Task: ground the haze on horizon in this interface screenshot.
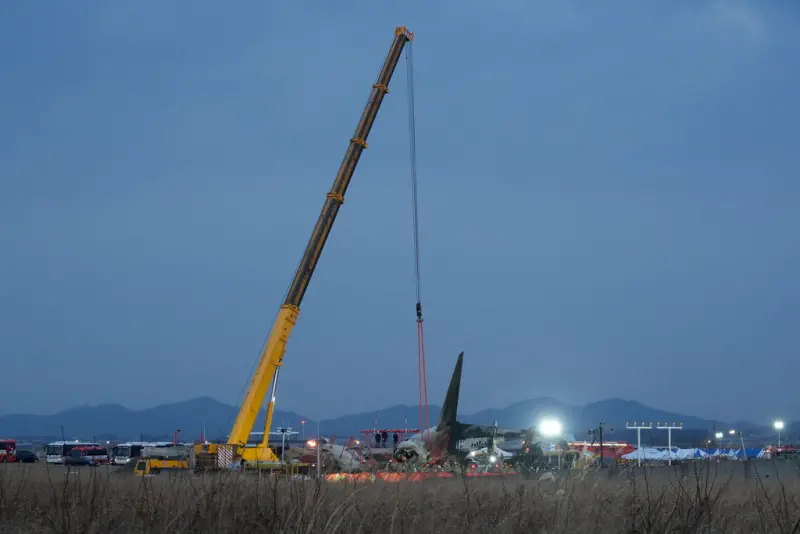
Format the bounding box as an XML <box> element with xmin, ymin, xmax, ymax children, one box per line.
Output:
<box><xmin>2</xmin><ymin>1</ymin><xmax>798</xmax><ymax>426</ymax></box>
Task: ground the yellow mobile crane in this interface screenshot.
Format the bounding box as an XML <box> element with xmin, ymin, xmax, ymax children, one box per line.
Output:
<box><xmin>208</xmin><ymin>26</ymin><xmax>414</xmax><ymax>469</ymax></box>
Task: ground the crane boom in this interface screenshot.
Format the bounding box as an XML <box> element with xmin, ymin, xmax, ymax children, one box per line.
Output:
<box><xmin>227</xmin><ymin>27</ymin><xmax>414</xmax><ymax>454</ymax></box>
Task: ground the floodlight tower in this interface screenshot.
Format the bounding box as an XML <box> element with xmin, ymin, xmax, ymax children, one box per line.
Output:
<box><xmin>626</xmin><ymin>422</ymin><xmax>653</xmax><ymax>466</ymax></box>
<box><xmin>656</xmin><ymin>422</ymin><xmax>683</xmax><ymax>466</ymax></box>
<box><xmin>714</xmin><ymin>431</ymin><xmax>724</xmax><ymax>463</ymax></box>
<box><xmin>774</xmin><ymin>420</ymin><xmax>784</xmax><ymax>448</ymax></box>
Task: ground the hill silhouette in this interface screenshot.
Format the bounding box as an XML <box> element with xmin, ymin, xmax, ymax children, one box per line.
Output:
<box><xmin>0</xmin><ymin>396</ymin><xmax>770</xmax><ymax>444</ymax></box>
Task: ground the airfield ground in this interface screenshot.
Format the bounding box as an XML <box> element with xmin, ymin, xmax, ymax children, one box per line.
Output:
<box><xmin>1</xmin><ymin>461</ymin><xmax>799</xmax><ymax>532</ymax></box>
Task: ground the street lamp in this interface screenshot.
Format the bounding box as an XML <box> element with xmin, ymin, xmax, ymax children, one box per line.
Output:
<box><xmin>774</xmin><ymin>420</ymin><xmax>784</xmax><ymax>447</ymax></box>
<box><xmin>278</xmin><ymin>427</ymin><xmax>290</xmax><ymax>463</ymax></box>
<box><xmin>301</xmin><ymin>420</ymin><xmax>306</xmax><ymax>441</ymax></box>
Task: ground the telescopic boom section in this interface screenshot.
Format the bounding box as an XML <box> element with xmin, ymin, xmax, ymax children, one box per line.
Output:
<box><xmin>227</xmin><ymin>27</ymin><xmax>414</xmax><ymax>450</ymax></box>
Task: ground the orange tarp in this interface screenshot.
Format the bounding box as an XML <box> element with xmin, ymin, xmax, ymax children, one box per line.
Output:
<box><xmin>324</xmin><ymin>471</ymin><xmax>519</xmax><ymax>482</ymax></box>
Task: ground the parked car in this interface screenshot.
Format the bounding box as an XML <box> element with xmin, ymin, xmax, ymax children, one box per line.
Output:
<box><xmin>15</xmin><ymin>450</ymin><xmax>38</xmax><ymax>463</ymax></box>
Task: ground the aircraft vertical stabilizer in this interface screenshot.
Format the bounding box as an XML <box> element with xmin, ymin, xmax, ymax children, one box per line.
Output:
<box><xmin>436</xmin><ymin>352</ymin><xmax>463</xmax><ymax>431</ymax></box>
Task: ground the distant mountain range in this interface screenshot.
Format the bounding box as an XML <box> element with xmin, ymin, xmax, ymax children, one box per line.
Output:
<box><xmin>1</xmin><ymin>396</ymin><xmax>791</xmax><ymax>445</ymax></box>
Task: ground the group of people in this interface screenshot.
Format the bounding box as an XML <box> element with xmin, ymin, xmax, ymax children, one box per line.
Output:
<box><xmin>373</xmin><ymin>431</ymin><xmax>400</xmax><ymax>449</ymax></box>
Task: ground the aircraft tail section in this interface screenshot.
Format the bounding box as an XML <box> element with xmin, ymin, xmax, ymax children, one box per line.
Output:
<box><xmin>437</xmin><ymin>352</ymin><xmax>463</xmax><ymax>431</ymax></box>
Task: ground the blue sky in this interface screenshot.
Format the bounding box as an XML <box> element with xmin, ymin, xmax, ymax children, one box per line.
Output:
<box><xmin>2</xmin><ymin>0</ymin><xmax>798</xmax><ymax>426</ymax></box>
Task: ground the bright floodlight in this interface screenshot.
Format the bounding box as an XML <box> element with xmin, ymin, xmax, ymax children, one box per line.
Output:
<box><xmin>729</xmin><ymin>429</ymin><xmax>736</xmax><ymax>435</ymax></box>
<box><xmin>489</xmin><ymin>455</ymin><xmax>497</xmax><ymax>463</ymax></box>
<box><xmin>714</xmin><ymin>432</ymin><xmax>724</xmax><ymax>439</ymax></box>
<box><xmin>306</xmin><ymin>440</ymin><xmax>317</xmax><ymax>448</ymax></box>
<box><xmin>774</xmin><ymin>420</ymin><xmax>785</xmax><ymax>431</ymax></box>
<box><xmin>539</xmin><ymin>419</ymin><xmax>563</xmax><ymax>437</ymax></box>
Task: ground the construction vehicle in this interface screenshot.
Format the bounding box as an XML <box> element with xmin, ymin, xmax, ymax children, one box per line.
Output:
<box><xmin>134</xmin><ymin>457</ymin><xmax>190</xmax><ymax>476</ymax></box>
<box><xmin>133</xmin><ymin>444</ymin><xmax>193</xmax><ymax>476</ymax></box>
<box><xmin>195</xmin><ymin>26</ymin><xmax>414</xmax><ymax>471</ymax></box>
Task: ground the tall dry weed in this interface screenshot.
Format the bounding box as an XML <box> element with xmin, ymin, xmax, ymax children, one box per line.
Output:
<box><xmin>1</xmin><ymin>461</ymin><xmax>799</xmax><ymax>533</ymax></box>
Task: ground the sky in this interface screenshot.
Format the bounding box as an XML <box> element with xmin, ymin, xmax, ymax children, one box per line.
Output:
<box><xmin>2</xmin><ymin>0</ymin><xmax>798</xmax><ymax>426</ymax></box>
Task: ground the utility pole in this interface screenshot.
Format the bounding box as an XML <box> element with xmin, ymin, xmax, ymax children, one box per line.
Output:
<box><xmin>626</xmin><ymin>422</ymin><xmax>652</xmax><ymax>467</ymax></box>
<box><xmin>656</xmin><ymin>422</ymin><xmax>682</xmax><ymax>466</ymax></box>
<box><xmin>599</xmin><ymin>422</ymin><xmax>605</xmax><ymax>467</ymax></box>
<box><xmin>588</xmin><ymin>422</ymin><xmax>610</xmax><ymax>468</ymax></box>
<box><xmin>737</xmin><ymin>430</ymin><xmax>747</xmax><ymax>461</ymax></box>
<box><xmin>711</xmin><ymin>420</ymin><xmax>716</xmax><ymax>461</ymax></box>
<box><xmin>316</xmin><ymin>419</ymin><xmax>321</xmax><ymax>479</ymax></box>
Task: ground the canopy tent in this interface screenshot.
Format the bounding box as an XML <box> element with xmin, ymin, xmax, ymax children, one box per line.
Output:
<box><xmin>622</xmin><ymin>447</ymin><xmax>708</xmax><ymax>461</ymax></box>
<box><xmin>622</xmin><ymin>447</ymin><xmax>769</xmax><ymax>461</ymax></box>
<box><xmin>706</xmin><ymin>448</ymin><xmax>768</xmax><ymax>459</ymax></box>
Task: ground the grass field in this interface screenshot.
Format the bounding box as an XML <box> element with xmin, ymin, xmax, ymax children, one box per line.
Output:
<box><xmin>1</xmin><ymin>462</ymin><xmax>800</xmax><ymax>533</ymax></box>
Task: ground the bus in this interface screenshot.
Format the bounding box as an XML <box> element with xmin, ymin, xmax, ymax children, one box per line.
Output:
<box><xmin>0</xmin><ymin>439</ymin><xmax>16</xmax><ymax>463</ymax></box>
<box><xmin>111</xmin><ymin>442</ymin><xmax>174</xmax><ymax>465</ymax></box>
<box><xmin>71</xmin><ymin>445</ymin><xmax>110</xmax><ymax>465</ymax></box>
<box><xmin>45</xmin><ymin>441</ymin><xmax>101</xmax><ymax>464</ymax></box>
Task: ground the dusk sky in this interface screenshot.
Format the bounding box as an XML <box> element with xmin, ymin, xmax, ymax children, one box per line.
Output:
<box><xmin>2</xmin><ymin>1</ymin><xmax>798</xmax><ymax>426</ymax></box>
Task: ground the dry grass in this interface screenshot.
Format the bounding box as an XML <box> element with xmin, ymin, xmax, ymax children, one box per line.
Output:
<box><xmin>1</xmin><ymin>462</ymin><xmax>800</xmax><ymax>533</ymax></box>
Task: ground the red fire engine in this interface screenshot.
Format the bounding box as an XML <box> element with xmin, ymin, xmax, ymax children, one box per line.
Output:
<box><xmin>0</xmin><ymin>439</ymin><xmax>17</xmax><ymax>462</ymax></box>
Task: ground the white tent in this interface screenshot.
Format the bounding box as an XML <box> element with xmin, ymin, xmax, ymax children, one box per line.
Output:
<box><xmin>622</xmin><ymin>448</ymin><xmax>708</xmax><ymax>462</ymax></box>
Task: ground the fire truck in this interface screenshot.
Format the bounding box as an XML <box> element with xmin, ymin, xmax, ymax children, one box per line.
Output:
<box><xmin>0</xmin><ymin>439</ymin><xmax>17</xmax><ymax>462</ymax></box>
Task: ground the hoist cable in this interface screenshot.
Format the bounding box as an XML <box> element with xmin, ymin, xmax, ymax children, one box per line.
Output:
<box><xmin>407</xmin><ymin>45</ymin><xmax>422</xmax><ymax>305</ymax></box>
<box><xmin>406</xmin><ymin>42</ymin><xmax>430</xmax><ymax>447</ymax></box>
